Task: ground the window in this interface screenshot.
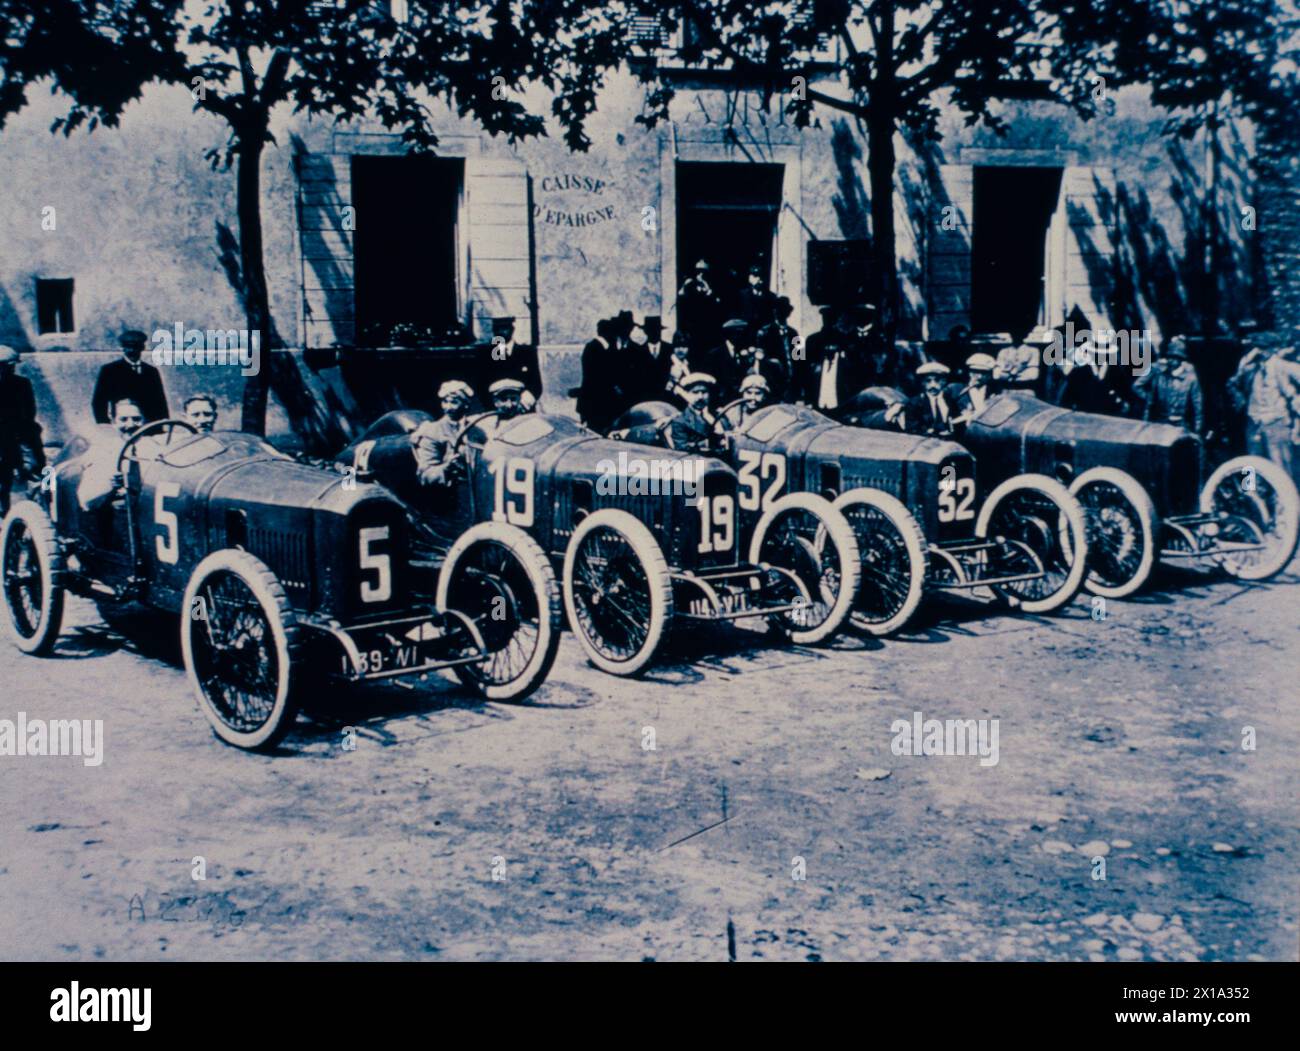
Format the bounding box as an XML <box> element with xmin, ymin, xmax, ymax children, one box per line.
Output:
<box><xmin>36</xmin><ymin>278</ymin><xmax>75</xmax><ymax>334</ymax></box>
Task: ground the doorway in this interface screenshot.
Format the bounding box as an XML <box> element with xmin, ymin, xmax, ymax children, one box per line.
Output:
<box><xmin>352</xmin><ymin>155</ymin><xmax>462</xmax><ymax>346</ymax></box>
<box><xmin>676</xmin><ymin>161</ymin><xmax>784</xmax><ymax>319</ymax></box>
<box><xmin>970</xmin><ymin>165</ymin><xmax>1063</xmax><ymax>335</ymax></box>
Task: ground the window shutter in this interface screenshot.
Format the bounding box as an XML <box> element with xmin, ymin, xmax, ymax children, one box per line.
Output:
<box><xmin>296</xmin><ymin>153</ymin><xmax>355</xmax><ymax>348</ymax></box>
<box><xmin>466</xmin><ymin>157</ymin><xmax>534</xmax><ymax>344</ymax></box>
<box><xmin>926</xmin><ymin>164</ymin><xmax>973</xmax><ymax>340</ymax></box>
<box><xmin>1063</xmin><ymin>166</ymin><xmax>1117</xmax><ymax>332</ymax></box>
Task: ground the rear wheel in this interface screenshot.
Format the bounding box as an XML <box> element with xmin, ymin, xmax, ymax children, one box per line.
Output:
<box><xmin>562</xmin><ymin>509</ymin><xmax>673</xmax><ymax>676</ymax></box>
<box><xmin>976</xmin><ymin>474</ymin><xmax>1088</xmax><ymax>614</ymax></box>
<box><xmin>0</xmin><ymin>500</ymin><xmax>65</xmax><ymax>655</ymax></box>
<box><xmin>436</xmin><ymin>521</ymin><xmax>562</xmax><ymax>701</ymax></box>
<box><xmin>750</xmin><ymin>492</ymin><xmax>860</xmax><ymax>645</ymax></box>
<box><xmin>1200</xmin><ymin>456</ymin><xmax>1300</xmax><ymax>579</ymax></box>
<box><xmin>1069</xmin><ymin>467</ymin><xmax>1158</xmax><ymax>598</ymax></box>
<box><xmin>833</xmin><ymin>488</ymin><xmax>927</xmax><ymax>635</ymax></box>
<box><xmin>181</xmin><ymin>549</ymin><xmax>300</xmax><ymax>751</ymax></box>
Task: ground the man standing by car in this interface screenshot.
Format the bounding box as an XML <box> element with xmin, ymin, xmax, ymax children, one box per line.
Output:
<box><xmin>576</xmin><ymin>318</ymin><xmax>626</xmax><ymax>433</ymax></box>
<box><xmin>0</xmin><ymin>345</ymin><xmax>45</xmax><ymax>515</ymax></box>
<box><xmin>1135</xmin><ymin>335</ymin><xmax>1204</xmax><ymax>434</ymax></box>
<box><xmin>92</xmin><ymin>329</ymin><xmax>169</xmax><ymax>424</ymax></box>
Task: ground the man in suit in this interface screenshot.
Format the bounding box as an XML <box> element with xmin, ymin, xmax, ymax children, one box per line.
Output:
<box><xmin>701</xmin><ymin>319</ymin><xmax>751</xmax><ymax>402</ymax></box>
<box><xmin>1134</xmin><ymin>335</ymin><xmax>1204</xmax><ymax>434</ymax></box>
<box><xmin>576</xmin><ymin>318</ymin><xmax>625</xmax><ymax>433</ymax></box>
<box><xmin>901</xmin><ymin>362</ymin><xmax>957</xmax><ymax>437</ymax></box>
<box><xmin>675</xmin><ymin>259</ymin><xmax>721</xmax><ymax>357</ymax></box>
<box><xmin>475</xmin><ymin>316</ymin><xmax>541</xmax><ymax>406</ymax></box>
<box><xmin>949</xmin><ymin>353</ymin><xmax>997</xmax><ymax>433</ymax></box>
<box><xmin>92</xmin><ymin>329</ymin><xmax>168</xmax><ymax>424</ymax></box>
<box><xmin>808</xmin><ymin>310</ymin><xmax>867</xmax><ymax>417</ymax></box>
<box><xmin>0</xmin><ymin>345</ymin><xmax>45</xmax><ymax>514</ymax></box>
<box><xmin>667</xmin><ymin>373</ymin><xmax>729</xmax><ymax>455</ymax></box>
<box><xmin>757</xmin><ymin>296</ymin><xmax>799</xmax><ymax>379</ymax></box>
<box><xmin>737</xmin><ymin>264</ymin><xmax>776</xmax><ymax>343</ymax></box>
<box><xmin>1061</xmin><ymin>339</ymin><xmax>1130</xmax><ymax>417</ymax></box>
<box><xmin>636</xmin><ymin>316</ymin><xmax>675</xmax><ymax>402</ymax></box>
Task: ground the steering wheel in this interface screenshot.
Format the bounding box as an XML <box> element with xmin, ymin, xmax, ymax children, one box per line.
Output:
<box><xmin>116</xmin><ymin>417</ymin><xmax>200</xmax><ymax>474</ymax></box>
<box><xmin>451</xmin><ymin>411</ymin><xmax>501</xmax><ymax>455</ymax></box>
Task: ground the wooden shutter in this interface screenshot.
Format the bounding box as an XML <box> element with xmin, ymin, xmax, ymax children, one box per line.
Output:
<box><xmin>465</xmin><ymin>157</ymin><xmax>533</xmax><ymax>343</ymax></box>
<box><xmin>296</xmin><ymin>153</ymin><xmax>355</xmax><ymax>348</ymax></box>
<box><xmin>1063</xmin><ymin>166</ymin><xmax>1117</xmax><ymax>332</ymax></box>
<box><xmin>926</xmin><ymin>164</ymin><xmax>973</xmax><ymax>340</ymax></box>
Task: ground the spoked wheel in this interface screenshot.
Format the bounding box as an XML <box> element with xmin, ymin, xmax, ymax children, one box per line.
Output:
<box><xmin>749</xmin><ymin>492</ymin><xmax>860</xmax><ymax>645</ymax></box>
<box><xmin>436</xmin><ymin>521</ymin><xmax>561</xmax><ymax>700</ymax></box>
<box><xmin>833</xmin><ymin>488</ymin><xmax>927</xmax><ymax>635</ymax></box>
<box><xmin>976</xmin><ymin>474</ymin><xmax>1088</xmax><ymax>614</ymax></box>
<box><xmin>181</xmin><ymin>550</ymin><xmax>300</xmax><ymax>750</ymax></box>
<box><xmin>562</xmin><ymin>509</ymin><xmax>673</xmax><ymax>676</ymax></box>
<box><xmin>1200</xmin><ymin>455</ymin><xmax>1300</xmax><ymax>579</ymax></box>
<box><xmin>0</xmin><ymin>500</ymin><xmax>65</xmax><ymax>655</ymax></box>
<box><xmin>1069</xmin><ymin>467</ymin><xmax>1158</xmax><ymax>598</ymax></box>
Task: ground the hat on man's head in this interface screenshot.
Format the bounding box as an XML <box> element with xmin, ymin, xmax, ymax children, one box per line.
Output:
<box><xmin>848</xmin><ymin>304</ymin><xmax>877</xmax><ymax>327</ymax></box>
<box><xmin>748</xmin><ymin>265</ymin><xmax>764</xmax><ymax>277</ymax></box>
<box><xmin>438</xmin><ymin>380</ymin><xmax>474</xmax><ymax>401</ymax></box>
<box><xmin>0</xmin><ymin>344</ymin><xmax>20</xmax><ymax>364</ymax></box>
<box><xmin>643</xmin><ymin>315</ymin><xmax>663</xmax><ymax>335</ymax></box>
<box><xmin>1166</xmin><ymin>335</ymin><xmax>1189</xmax><ymax>360</ymax></box>
<box><xmin>693</xmin><ymin>259</ymin><xmax>710</xmax><ymax>272</ymax></box>
<box><xmin>119</xmin><ymin>329</ymin><xmax>148</xmax><ymax>348</ymax></box>
<box><xmin>681</xmin><ymin>372</ymin><xmax>716</xmax><ymax>390</ymax></box>
<box><xmin>722</xmin><ymin>318</ymin><xmax>748</xmax><ymax>335</ymax></box>
<box><xmin>966</xmin><ymin>353</ymin><xmax>996</xmax><ymax>372</ymax></box>
<box><xmin>916</xmin><ymin>361</ymin><xmax>951</xmax><ymax>377</ymax></box>
<box><xmin>774</xmin><ymin>296</ymin><xmax>793</xmax><ymax>319</ymax></box>
<box><xmin>739</xmin><ymin>373</ymin><xmax>770</xmax><ymax>393</ymax></box>
<box><xmin>490</xmin><ymin>317</ymin><xmax>516</xmax><ymax>335</ymax></box>
<box><xmin>489</xmin><ymin>378</ymin><xmax>526</xmax><ymax>396</ymax></box>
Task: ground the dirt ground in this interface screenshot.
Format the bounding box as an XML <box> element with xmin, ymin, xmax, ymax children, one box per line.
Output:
<box><xmin>1</xmin><ymin>558</ymin><xmax>1297</xmax><ymax>962</ymax></box>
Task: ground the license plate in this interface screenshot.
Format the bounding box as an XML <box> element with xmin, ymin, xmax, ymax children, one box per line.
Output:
<box><xmin>339</xmin><ymin>618</ymin><xmax>450</xmax><ymax>678</ymax></box>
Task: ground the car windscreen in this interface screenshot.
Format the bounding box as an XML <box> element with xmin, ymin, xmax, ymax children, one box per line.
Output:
<box><xmin>496</xmin><ymin>416</ymin><xmax>555</xmax><ymax>445</ymax></box>
<box><xmin>973</xmin><ymin>398</ymin><xmax>1022</xmax><ymax>428</ymax></box>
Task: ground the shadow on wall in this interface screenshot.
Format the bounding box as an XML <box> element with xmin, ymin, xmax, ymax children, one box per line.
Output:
<box><xmin>0</xmin><ymin>282</ymin><xmax>32</xmax><ymax>351</ymax></box>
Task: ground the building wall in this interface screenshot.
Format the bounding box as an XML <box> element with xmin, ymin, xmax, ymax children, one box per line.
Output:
<box><xmin>0</xmin><ymin>71</ymin><xmax>1260</xmax><ymax>369</ymax></box>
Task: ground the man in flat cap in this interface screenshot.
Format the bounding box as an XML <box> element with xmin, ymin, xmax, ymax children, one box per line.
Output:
<box><xmin>0</xmin><ymin>345</ymin><xmax>45</xmax><ymax>515</ymax></box>
<box><xmin>949</xmin><ymin>353</ymin><xmax>997</xmax><ymax>430</ymax></box>
<box><xmin>412</xmin><ymin>379</ymin><xmax>475</xmax><ymax>488</ymax></box>
<box><xmin>475</xmin><ymin>316</ymin><xmax>541</xmax><ymax>408</ymax></box>
<box><xmin>723</xmin><ymin>373</ymin><xmax>772</xmax><ymax>432</ymax></box>
<box><xmin>902</xmin><ymin>361</ymin><xmax>956</xmax><ymax>436</ymax></box>
<box><xmin>701</xmin><ymin>319</ymin><xmax>753</xmax><ymax>402</ymax></box>
<box><xmin>488</xmin><ymin>377</ymin><xmax>531</xmax><ymax>424</ymax></box>
<box><xmin>668</xmin><ymin>373</ymin><xmax>729</xmax><ymax>455</ymax></box>
<box><xmin>92</xmin><ymin>329</ymin><xmax>169</xmax><ymax>425</ymax></box>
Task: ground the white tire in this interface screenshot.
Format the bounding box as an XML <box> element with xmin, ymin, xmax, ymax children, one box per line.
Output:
<box><xmin>1069</xmin><ymin>467</ymin><xmax>1159</xmax><ymax>598</ymax></box>
<box><xmin>1200</xmin><ymin>455</ymin><xmax>1300</xmax><ymax>579</ymax></box>
<box><xmin>833</xmin><ymin>488</ymin><xmax>927</xmax><ymax>635</ymax></box>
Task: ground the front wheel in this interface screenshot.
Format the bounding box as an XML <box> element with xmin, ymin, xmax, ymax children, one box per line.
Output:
<box><xmin>0</xmin><ymin>500</ymin><xmax>65</xmax><ymax>655</ymax></box>
<box><xmin>750</xmin><ymin>492</ymin><xmax>860</xmax><ymax>645</ymax></box>
<box><xmin>562</xmin><ymin>508</ymin><xmax>673</xmax><ymax>676</ymax></box>
<box><xmin>976</xmin><ymin>474</ymin><xmax>1088</xmax><ymax>614</ymax></box>
<box><xmin>181</xmin><ymin>549</ymin><xmax>301</xmax><ymax>751</ymax></box>
<box><xmin>436</xmin><ymin>521</ymin><xmax>562</xmax><ymax>701</ymax></box>
<box><xmin>1200</xmin><ymin>456</ymin><xmax>1300</xmax><ymax>579</ymax></box>
<box><xmin>1069</xmin><ymin>467</ymin><xmax>1158</xmax><ymax>598</ymax></box>
<box><xmin>832</xmin><ymin>488</ymin><xmax>927</xmax><ymax>635</ymax></box>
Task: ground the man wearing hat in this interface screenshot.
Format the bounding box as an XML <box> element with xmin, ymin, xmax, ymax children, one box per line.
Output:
<box><xmin>902</xmin><ymin>361</ymin><xmax>956</xmax><ymax>436</ymax></box>
<box><xmin>475</xmin><ymin>317</ymin><xmax>541</xmax><ymax>408</ymax></box>
<box><xmin>488</xmin><ymin>377</ymin><xmax>531</xmax><ymax>425</ymax></box>
<box><xmin>577</xmin><ymin>317</ymin><xmax>625</xmax><ymax>433</ymax></box>
<box><xmin>92</xmin><ymin>329</ymin><xmax>169</xmax><ymax>425</ymax></box>
<box><xmin>0</xmin><ymin>345</ymin><xmax>45</xmax><ymax>515</ymax></box>
<box><xmin>667</xmin><ymin>373</ymin><xmax>729</xmax><ymax>455</ymax></box>
<box><xmin>723</xmin><ymin>373</ymin><xmax>772</xmax><ymax>431</ymax></box>
<box><xmin>1229</xmin><ymin>333</ymin><xmax>1300</xmax><ymax>478</ymax></box>
<box><xmin>757</xmin><ymin>296</ymin><xmax>799</xmax><ymax>379</ymax></box>
<box><xmin>849</xmin><ymin>305</ymin><xmax>895</xmax><ymax>390</ymax></box>
<box><xmin>412</xmin><ymin>379</ymin><xmax>475</xmax><ymax>488</ymax></box>
<box><xmin>949</xmin><ymin>353</ymin><xmax>998</xmax><ymax>429</ymax></box>
<box><xmin>701</xmin><ymin>319</ymin><xmax>754</xmax><ymax>402</ymax></box>
<box><xmin>675</xmin><ymin>259</ymin><xmax>720</xmax><ymax>356</ymax></box>
<box><xmin>1134</xmin><ymin>335</ymin><xmax>1204</xmax><ymax>434</ymax></box>
<box><xmin>807</xmin><ymin>309</ymin><xmax>868</xmax><ymax>417</ymax></box>
<box><xmin>634</xmin><ymin>315</ymin><xmax>675</xmax><ymax>403</ymax></box>
<box><xmin>738</xmin><ymin>263</ymin><xmax>776</xmax><ymax>339</ymax></box>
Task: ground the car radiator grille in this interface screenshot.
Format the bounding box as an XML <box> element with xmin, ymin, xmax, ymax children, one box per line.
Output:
<box><xmin>247</xmin><ymin>527</ymin><xmax>312</xmax><ymax>595</ymax></box>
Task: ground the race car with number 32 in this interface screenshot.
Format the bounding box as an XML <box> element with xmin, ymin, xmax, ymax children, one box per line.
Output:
<box><xmin>0</xmin><ymin>419</ymin><xmax>562</xmax><ymax>750</ymax></box>
<box><xmin>338</xmin><ymin>409</ymin><xmax>861</xmax><ymax>676</ymax></box>
<box><xmin>613</xmin><ymin>397</ymin><xmax>1091</xmax><ymax>630</ymax></box>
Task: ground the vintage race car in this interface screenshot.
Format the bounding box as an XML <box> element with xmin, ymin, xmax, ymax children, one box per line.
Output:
<box><xmin>0</xmin><ymin>419</ymin><xmax>561</xmax><ymax>750</ymax></box>
<box><xmin>337</xmin><ymin>409</ymin><xmax>861</xmax><ymax>676</ymax></box>
<box><xmin>953</xmin><ymin>391</ymin><xmax>1300</xmax><ymax>596</ymax></box>
<box><xmin>612</xmin><ymin>399</ymin><xmax>1090</xmax><ymax>629</ymax></box>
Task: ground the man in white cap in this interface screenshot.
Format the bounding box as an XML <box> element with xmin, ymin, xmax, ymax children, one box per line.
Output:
<box><xmin>0</xmin><ymin>345</ymin><xmax>45</xmax><ymax>514</ymax></box>
<box><xmin>668</xmin><ymin>373</ymin><xmax>729</xmax><ymax>454</ymax></box>
<box><xmin>950</xmin><ymin>353</ymin><xmax>997</xmax><ymax>430</ymax></box>
<box><xmin>723</xmin><ymin>373</ymin><xmax>772</xmax><ymax>431</ymax></box>
<box><xmin>411</xmin><ymin>379</ymin><xmax>474</xmax><ymax>487</ymax></box>
<box><xmin>488</xmin><ymin>377</ymin><xmax>531</xmax><ymax>423</ymax></box>
<box><xmin>902</xmin><ymin>361</ymin><xmax>955</xmax><ymax>436</ymax></box>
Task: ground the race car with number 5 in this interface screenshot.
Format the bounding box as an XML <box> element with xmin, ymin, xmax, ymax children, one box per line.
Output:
<box><xmin>338</xmin><ymin>409</ymin><xmax>860</xmax><ymax>676</ymax></box>
<box><xmin>0</xmin><ymin>420</ymin><xmax>562</xmax><ymax>750</ymax></box>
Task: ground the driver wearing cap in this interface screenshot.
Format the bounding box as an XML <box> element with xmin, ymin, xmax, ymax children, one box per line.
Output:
<box><xmin>668</xmin><ymin>372</ymin><xmax>730</xmax><ymax>454</ymax></box>
<box><xmin>77</xmin><ymin>397</ymin><xmax>166</xmax><ymax>511</ymax></box>
<box><xmin>412</xmin><ymin>379</ymin><xmax>475</xmax><ymax>487</ymax></box>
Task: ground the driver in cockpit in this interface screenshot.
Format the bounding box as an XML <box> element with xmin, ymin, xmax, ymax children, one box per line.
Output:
<box><xmin>412</xmin><ymin>380</ymin><xmax>474</xmax><ymax>488</ymax></box>
<box><xmin>77</xmin><ymin>397</ymin><xmax>165</xmax><ymax>511</ymax></box>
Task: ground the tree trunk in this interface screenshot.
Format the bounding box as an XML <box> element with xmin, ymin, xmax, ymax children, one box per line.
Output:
<box><xmin>237</xmin><ymin>135</ymin><xmax>273</xmax><ymax>435</ymax></box>
<box><xmin>867</xmin><ymin>109</ymin><xmax>899</xmax><ymax>342</ymax></box>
